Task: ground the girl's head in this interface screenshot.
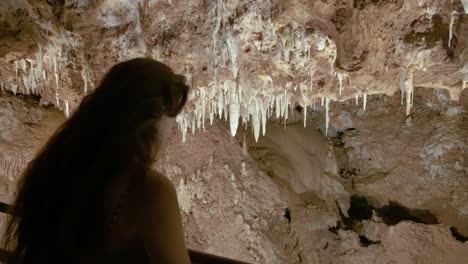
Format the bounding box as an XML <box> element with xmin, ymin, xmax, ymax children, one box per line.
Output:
<box><xmin>77</xmin><ymin>58</ymin><xmax>190</xmax><ymax>162</ymax></box>
<box><xmin>4</xmin><ymin>58</ymin><xmax>189</xmax><ymax>263</ymax></box>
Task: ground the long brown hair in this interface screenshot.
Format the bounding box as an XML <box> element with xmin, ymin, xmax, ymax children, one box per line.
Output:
<box><xmin>2</xmin><ymin>58</ymin><xmax>189</xmax><ymax>263</ymax></box>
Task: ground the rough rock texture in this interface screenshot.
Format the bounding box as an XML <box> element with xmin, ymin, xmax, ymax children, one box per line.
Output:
<box><xmin>290</xmin><ymin>221</ymin><xmax>468</xmax><ymax>264</ymax></box>
<box><xmin>248</xmin><ymin>122</ymin><xmax>350</xmax><ymax>215</ymax></box>
<box><xmin>246</xmin><ymin>87</ymin><xmax>467</xmax><ymax>263</ymax></box>
<box><xmin>155</xmin><ymin>121</ymin><xmax>292</xmax><ymax>263</ymax></box>
<box><xmin>0</xmin><ymin>93</ymin><xmax>64</xmax><ymax>203</ymax></box>
<box><xmin>0</xmin><ymin>0</ymin><xmax>467</xmax><ymax>137</ymax></box>
<box><xmin>1</xmin><ymin>0</ymin><xmax>468</xmax><ymax>263</ymax></box>
<box><xmin>382</xmin><ymin>222</ymin><xmax>468</xmax><ymax>264</ymax></box>
<box><xmin>0</xmin><ymin>91</ymin><xmax>293</xmax><ymax>263</ymax></box>
<box><xmin>320</xmin><ymin>87</ymin><xmax>468</xmax><ymax>236</ymax></box>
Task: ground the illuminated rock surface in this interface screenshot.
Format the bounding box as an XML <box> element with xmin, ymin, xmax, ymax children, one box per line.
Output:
<box><xmin>0</xmin><ymin>0</ymin><xmax>467</xmax><ymax>263</ymax></box>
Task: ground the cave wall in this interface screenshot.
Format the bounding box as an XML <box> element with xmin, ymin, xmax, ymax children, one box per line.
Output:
<box><xmin>0</xmin><ymin>0</ymin><xmax>467</xmax><ymax>263</ymax></box>
<box><xmin>246</xmin><ymin>87</ymin><xmax>468</xmax><ymax>263</ymax></box>
<box><xmin>0</xmin><ymin>92</ymin><xmax>293</xmax><ymax>263</ymax></box>
<box><xmin>0</xmin><ymin>0</ymin><xmax>467</xmax><ymax>136</ymax></box>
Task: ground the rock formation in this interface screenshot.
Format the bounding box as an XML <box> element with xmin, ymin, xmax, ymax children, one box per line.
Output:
<box><xmin>0</xmin><ymin>0</ymin><xmax>467</xmax><ymax>263</ymax></box>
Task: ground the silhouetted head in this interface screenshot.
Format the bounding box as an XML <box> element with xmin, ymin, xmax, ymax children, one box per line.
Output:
<box><xmin>3</xmin><ymin>58</ymin><xmax>189</xmax><ymax>263</ymax></box>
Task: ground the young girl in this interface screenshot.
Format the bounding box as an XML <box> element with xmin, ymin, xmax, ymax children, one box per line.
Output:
<box><xmin>2</xmin><ymin>58</ymin><xmax>191</xmax><ymax>264</ymax></box>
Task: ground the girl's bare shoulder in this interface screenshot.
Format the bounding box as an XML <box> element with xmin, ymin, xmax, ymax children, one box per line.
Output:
<box><xmin>142</xmin><ymin>170</ymin><xmax>177</xmax><ymax>199</ymax></box>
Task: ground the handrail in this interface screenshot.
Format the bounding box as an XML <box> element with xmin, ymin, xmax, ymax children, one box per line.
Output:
<box><xmin>0</xmin><ymin>201</ymin><xmax>251</xmax><ymax>264</ymax></box>
<box><xmin>0</xmin><ymin>202</ymin><xmax>13</xmax><ymax>215</ymax></box>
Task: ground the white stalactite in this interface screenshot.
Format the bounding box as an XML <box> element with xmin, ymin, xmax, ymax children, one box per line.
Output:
<box><xmin>53</xmin><ymin>56</ymin><xmax>59</xmax><ymax>91</ymax></box>
<box><xmin>229</xmin><ymin>86</ymin><xmax>240</xmax><ymax>137</ymax></box>
<box><xmin>400</xmin><ymin>69</ymin><xmax>406</xmax><ymax>106</ymax></box>
<box><xmin>303</xmin><ymin>105</ymin><xmax>307</xmax><ymax>128</ymax></box>
<box><xmin>260</xmin><ymin>98</ymin><xmax>266</xmax><ymax>136</ymax></box>
<box><xmin>252</xmin><ymin>99</ymin><xmax>260</xmax><ymax>142</ymax></box>
<box><xmin>337</xmin><ymin>72</ymin><xmax>348</xmax><ymax>96</ymax></box>
<box><xmin>226</xmin><ymin>33</ymin><xmax>239</xmax><ymax>79</ymax></box>
<box><xmin>209</xmin><ymin>101</ymin><xmax>215</xmax><ymax>125</ymax></box>
<box><xmin>65</xmin><ymin>100</ymin><xmax>69</xmax><ymax>117</ymax></box>
<box><xmin>403</xmin><ymin>69</ymin><xmax>414</xmax><ymax>116</ymax></box>
<box><xmin>325</xmin><ymin>97</ymin><xmax>330</xmax><ymax>136</ymax></box>
<box><xmin>449</xmin><ymin>11</ymin><xmax>457</xmax><ymax>48</ymax></box>
<box><xmin>363</xmin><ymin>93</ymin><xmax>367</xmax><ymax>111</ymax></box>
<box><xmin>217</xmin><ymin>89</ymin><xmax>224</xmax><ymax>119</ymax></box>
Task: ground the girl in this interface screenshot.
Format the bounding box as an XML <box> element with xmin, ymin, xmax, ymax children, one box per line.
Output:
<box><xmin>2</xmin><ymin>58</ymin><xmax>191</xmax><ymax>264</ymax></box>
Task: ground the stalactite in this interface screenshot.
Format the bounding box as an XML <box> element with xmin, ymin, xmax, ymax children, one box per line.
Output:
<box><xmin>303</xmin><ymin>105</ymin><xmax>307</xmax><ymax>128</ymax></box>
<box><xmin>363</xmin><ymin>93</ymin><xmax>367</xmax><ymax>111</ymax></box>
<box><xmin>449</xmin><ymin>11</ymin><xmax>457</xmax><ymax>48</ymax></box>
<box><xmin>229</xmin><ymin>84</ymin><xmax>240</xmax><ymax>137</ymax></box>
<box><xmin>65</xmin><ymin>100</ymin><xmax>69</xmax><ymax>117</ymax></box>
<box><xmin>337</xmin><ymin>72</ymin><xmax>348</xmax><ymax>96</ymax></box>
<box><xmin>325</xmin><ymin>97</ymin><xmax>330</xmax><ymax>136</ymax></box>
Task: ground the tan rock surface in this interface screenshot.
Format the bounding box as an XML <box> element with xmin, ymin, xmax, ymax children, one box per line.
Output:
<box><xmin>0</xmin><ymin>0</ymin><xmax>467</xmax><ymax>263</ymax></box>
<box><xmin>382</xmin><ymin>222</ymin><xmax>468</xmax><ymax>264</ymax></box>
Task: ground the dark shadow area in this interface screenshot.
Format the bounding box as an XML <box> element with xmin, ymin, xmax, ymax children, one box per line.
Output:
<box><xmin>334</xmin><ymin>196</ymin><xmax>373</xmax><ymax>231</ymax></box>
<box><xmin>284</xmin><ymin>208</ymin><xmax>291</xmax><ymax>224</ymax></box>
<box><xmin>328</xmin><ymin>226</ymin><xmax>339</xmax><ymax>234</ymax></box>
<box><xmin>295</xmin><ymin>105</ymin><xmax>303</xmax><ymax>113</ymax></box>
<box><xmin>450</xmin><ymin>227</ymin><xmax>468</xmax><ymax>242</ymax></box>
<box><xmin>375</xmin><ymin>201</ymin><xmax>438</xmax><ymax>225</ymax></box>
<box><xmin>330</xmin><ymin>196</ymin><xmax>440</xmax><ymax>243</ymax></box>
<box><xmin>348</xmin><ymin>196</ymin><xmax>373</xmax><ymax>220</ymax></box>
<box><xmin>359</xmin><ymin>236</ymin><xmax>380</xmax><ymax>247</ymax></box>
<box><xmin>2</xmin><ymin>90</ymin><xmax>42</xmax><ymax>102</ymax></box>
